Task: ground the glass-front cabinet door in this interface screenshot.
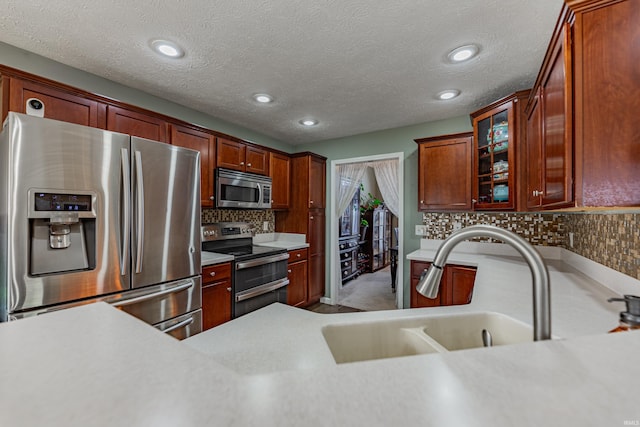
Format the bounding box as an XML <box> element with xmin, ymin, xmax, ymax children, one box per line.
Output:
<box><xmin>472</xmin><ymin>100</ymin><xmax>516</xmax><ymax>210</ymax></box>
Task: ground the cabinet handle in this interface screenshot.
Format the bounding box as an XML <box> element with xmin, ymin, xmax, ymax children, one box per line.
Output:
<box><xmin>532</xmin><ymin>190</ymin><xmax>543</xmax><ymax>197</ymax></box>
<box><xmin>472</xmin><ymin>199</ymin><xmax>477</xmax><ymax>205</ymax></box>
<box><xmin>226</xmin><ymin>287</ymin><xmax>231</xmax><ymax>292</ymax></box>
<box><xmin>297</xmin><ymin>253</ymin><xmax>301</xmax><ymax>258</ymax></box>
<box><xmin>247</xmin><ymin>163</ymin><xmax>252</xmax><ymax>167</ymax></box>
<box><xmin>209</xmin><ymin>272</ymin><xmax>216</xmax><ymax>277</ymax></box>
<box><xmin>288</xmin><ymin>269</ymin><xmax>292</xmax><ymax>273</ymax></box>
<box><xmin>209</xmin><ymin>195</ymin><xmax>214</xmax><ymax>200</ymax></box>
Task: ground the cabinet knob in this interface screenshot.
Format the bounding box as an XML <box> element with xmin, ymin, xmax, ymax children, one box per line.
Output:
<box><xmin>420</xmin><ymin>200</ymin><xmax>424</xmax><ymax>204</ymax></box>
<box><xmin>532</xmin><ymin>190</ymin><xmax>543</xmax><ymax>197</ymax></box>
<box><xmin>240</xmin><ymin>161</ymin><xmax>245</xmax><ymax>166</ymax></box>
<box><xmin>310</xmin><ymin>216</ymin><xmax>314</xmax><ymax>220</ymax></box>
<box><xmin>247</xmin><ymin>163</ymin><xmax>252</xmax><ymax>167</ymax></box>
<box><xmin>209</xmin><ymin>195</ymin><xmax>214</xmax><ymax>200</ymax></box>
<box><xmin>288</xmin><ymin>269</ymin><xmax>292</xmax><ymax>273</ymax></box>
<box><xmin>472</xmin><ymin>199</ymin><xmax>477</xmax><ymax>204</ymax></box>
<box><xmin>297</xmin><ymin>253</ymin><xmax>301</xmax><ymax>258</ymax></box>
<box><xmin>209</xmin><ymin>272</ymin><xmax>216</xmax><ymax>277</ymax></box>
<box><xmin>226</xmin><ymin>287</ymin><xmax>231</xmax><ymax>292</ymax></box>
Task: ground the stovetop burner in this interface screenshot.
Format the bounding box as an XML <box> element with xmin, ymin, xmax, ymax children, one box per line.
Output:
<box><xmin>201</xmin><ymin>222</ymin><xmax>286</xmax><ymax>261</ymax></box>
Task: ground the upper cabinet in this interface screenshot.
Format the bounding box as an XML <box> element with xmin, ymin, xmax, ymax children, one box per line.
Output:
<box><xmin>170</xmin><ymin>124</ymin><xmax>216</xmax><ymax>207</ymax></box>
<box><xmin>105</xmin><ymin>105</ymin><xmax>168</xmax><ymax>143</ymax></box>
<box><xmin>269</xmin><ymin>151</ymin><xmax>291</xmax><ymax>210</ymax></box>
<box><xmin>526</xmin><ymin>0</ymin><xmax>640</xmax><ymax>209</ymax></box>
<box><xmin>470</xmin><ymin>90</ymin><xmax>529</xmax><ymax>211</ymax></box>
<box><xmin>416</xmin><ymin>133</ymin><xmax>473</xmax><ymax>212</ymax></box>
<box><xmin>525</xmin><ymin>21</ymin><xmax>573</xmax><ymax>210</ymax></box>
<box><xmin>1</xmin><ymin>74</ymin><xmax>99</xmax><ymax>127</ymax></box>
<box><xmin>216</xmin><ymin>137</ymin><xmax>269</xmax><ymax>175</ymax></box>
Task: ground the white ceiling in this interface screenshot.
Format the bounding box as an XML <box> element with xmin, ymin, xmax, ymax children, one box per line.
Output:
<box><xmin>1</xmin><ymin>1</ymin><xmax>563</xmax><ymax>145</ymax></box>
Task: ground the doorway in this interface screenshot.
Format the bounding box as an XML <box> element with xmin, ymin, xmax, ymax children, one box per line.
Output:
<box><xmin>325</xmin><ymin>152</ymin><xmax>404</xmax><ymax>310</ymax></box>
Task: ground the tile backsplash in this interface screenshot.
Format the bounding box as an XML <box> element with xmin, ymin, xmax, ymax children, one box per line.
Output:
<box><xmin>422</xmin><ymin>212</ymin><xmax>639</xmax><ymax>280</ymax></box>
<box><xmin>202</xmin><ymin>209</ymin><xmax>274</xmax><ymax>233</ymax></box>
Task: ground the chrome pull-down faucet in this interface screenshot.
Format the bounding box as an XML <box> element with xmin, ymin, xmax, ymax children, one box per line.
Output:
<box><xmin>416</xmin><ymin>225</ymin><xmax>551</xmax><ymax>341</ymax></box>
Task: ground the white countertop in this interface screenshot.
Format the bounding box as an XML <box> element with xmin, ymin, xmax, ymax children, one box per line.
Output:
<box><xmin>253</xmin><ymin>232</ymin><xmax>309</xmax><ymax>251</ymax></box>
<box><xmin>3</xmin><ymin>241</ymin><xmax>640</xmax><ymax>426</ymax></box>
<box><xmin>201</xmin><ymin>251</ymin><xmax>234</xmax><ymax>266</ymax></box>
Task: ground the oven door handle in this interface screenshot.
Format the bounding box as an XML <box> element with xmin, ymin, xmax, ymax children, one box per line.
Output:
<box><xmin>235</xmin><ymin>278</ymin><xmax>289</xmax><ymax>302</ymax></box>
<box><xmin>235</xmin><ymin>252</ymin><xmax>290</xmax><ymax>270</ymax></box>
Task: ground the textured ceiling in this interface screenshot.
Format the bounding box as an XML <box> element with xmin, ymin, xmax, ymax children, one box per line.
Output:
<box><xmin>1</xmin><ymin>0</ymin><xmax>563</xmax><ymax>145</ymax></box>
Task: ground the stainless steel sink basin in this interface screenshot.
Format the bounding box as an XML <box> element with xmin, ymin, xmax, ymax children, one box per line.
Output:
<box><xmin>322</xmin><ymin>312</ymin><xmax>533</xmax><ymax>364</ymax></box>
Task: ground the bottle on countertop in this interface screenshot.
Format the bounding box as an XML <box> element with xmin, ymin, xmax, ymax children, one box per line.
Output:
<box><xmin>607</xmin><ymin>295</ymin><xmax>640</xmax><ymax>333</ymax></box>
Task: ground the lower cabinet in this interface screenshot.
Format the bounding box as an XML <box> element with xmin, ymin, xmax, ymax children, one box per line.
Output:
<box><xmin>201</xmin><ymin>262</ymin><xmax>232</xmax><ymax>331</ymax></box>
<box><xmin>287</xmin><ymin>248</ymin><xmax>308</xmax><ymax>307</ymax></box>
<box><xmin>410</xmin><ymin>260</ymin><xmax>477</xmax><ymax>308</ymax></box>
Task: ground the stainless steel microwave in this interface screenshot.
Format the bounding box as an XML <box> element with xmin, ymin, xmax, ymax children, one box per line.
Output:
<box><xmin>215</xmin><ymin>168</ymin><xmax>272</xmax><ymax>209</ymax></box>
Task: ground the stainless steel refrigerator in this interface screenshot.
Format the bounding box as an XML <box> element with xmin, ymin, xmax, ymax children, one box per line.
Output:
<box><xmin>0</xmin><ymin>113</ymin><xmax>202</xmax><ymax>339</ymax></box>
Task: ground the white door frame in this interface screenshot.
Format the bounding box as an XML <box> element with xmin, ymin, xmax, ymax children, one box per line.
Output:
<box><xmin>323</xmin><ymin>152</ymin><xmax>404</xmax><ymax>309</ymax></box>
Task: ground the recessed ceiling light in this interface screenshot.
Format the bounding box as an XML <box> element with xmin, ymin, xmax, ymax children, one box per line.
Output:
<box><xmin>299</xmin><ymin>119</ymin><xmax>318</xmax><ymax>126</ymax></box>
<box><xmin>447</xmin><ymin>44</ymin><xmax>479</xmax><ymax>63</ymax></box>
<box><xmin>437</xmin><ymin>90</ymin><xmax>460</xmax><ymax>100</ymax></box>
<box><xmin>150</xmin><ymin>39</ymin><xmax>185</xmax><ymax>58</ymax></box>
<box><xmin>253</xmin><ymin>94</ymin><xmax>273</xmax><ymax>103</ymax></box>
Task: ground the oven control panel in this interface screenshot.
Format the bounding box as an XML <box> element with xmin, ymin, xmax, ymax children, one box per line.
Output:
<box><xmin>202</xmin><ymin>222</ymin><xmax>254</xmax><ymax>242</ymax></box>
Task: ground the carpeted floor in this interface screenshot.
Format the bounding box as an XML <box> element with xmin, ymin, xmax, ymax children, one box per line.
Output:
<box><xmin>336</xmin><ymin>266</ymin><xmax>397</xmax><ymax>311</ymax></box>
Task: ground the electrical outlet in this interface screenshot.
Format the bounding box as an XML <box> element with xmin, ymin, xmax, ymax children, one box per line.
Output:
<box><xmin>263</xmin><ymin>221</ymin><xmax>269</xmax><ymax>231</ymax></box>
<box><xmin>415</xmin><ymin>225</ymin><xmax>427</xmax><ymax>236</ymax></box>
<box><xmin>453</xmin><ymin>222</ymin><xmax>462</xmax><ymax>231</ymax></box>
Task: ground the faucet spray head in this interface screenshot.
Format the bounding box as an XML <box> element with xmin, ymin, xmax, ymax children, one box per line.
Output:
<box><xmin>416</xmin><ymin>264</ymin><xmax>444</xmax><ymax>299</ymax></box>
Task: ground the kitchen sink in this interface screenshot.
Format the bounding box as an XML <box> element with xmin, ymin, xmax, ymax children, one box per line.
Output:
<box><xmin>321</xmin><ymin>312</ymin><xmax>533</xmax><ymax>364</ymax></box>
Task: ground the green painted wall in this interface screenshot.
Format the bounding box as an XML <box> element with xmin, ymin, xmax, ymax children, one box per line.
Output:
<box><xmin>299</xmin><ymin>116</ymin><xmax>473</xmax><ymax>306</ymax></box>
<box><xmin>0</xmin><ymin>42</ymin><xmax>292</xmax><ymax>153</ymax></box>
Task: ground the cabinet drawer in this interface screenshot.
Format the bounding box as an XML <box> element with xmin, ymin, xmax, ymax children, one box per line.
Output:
<box><xmin>288</xmin><ymin>248</ymin><xmax>308</xmax><ymax>263</ymax></box>
<box><xmin>411</xmin><ymin>261</ymin><xmax>431</xmax><ymax>278</ymax></box>
<box><xmin>202</xmin><ymin>262</ymin><xmax>232</xmax><ymax>285</ymax></box>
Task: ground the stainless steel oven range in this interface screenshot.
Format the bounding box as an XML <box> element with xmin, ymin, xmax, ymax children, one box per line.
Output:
<box><xmin>202</xmin><ymin>222</ymin><xmax>289</xmax><ymax>318</ymax></box>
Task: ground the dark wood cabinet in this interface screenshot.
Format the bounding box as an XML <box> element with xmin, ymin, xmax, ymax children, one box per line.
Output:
<box><xmin>526</xmin><ymin>20</ymin><xmax>573</xmax><ymax>210</ymax></box>
<box><xmin>170</xmin><ymin>124</ymin><xmax>216</xmax><ymax>207</ymax></box>
<box><xmin>471</xmin><ymin>91</ymin><xmax>529</xmax><ymax>211</ymax></box>
<box><xmin>216</xmin><ymin>137</ymin><xmax>269</xmax><ymax>175</ymax></box>
<box><xmin>526</xmin><ymin>0</ymin><xmax>640</xmax><ymax>209</ymax></box>
<box><xmin>286</xmin><ymin>248</ymin><xmax>308</xmax><ymax>307</ymax></box>
<box><xmin>269</xmin><ymin>151</ymin><xmax>291</xmax><ymax>209</ymax></box>
<box><xmin>201</xmin><ymin>262</ymin><xmax>232</xmax><ymax>330</ymax></box>
<box><xmin>275</xmin><ymin>153</ymin><xmax>327</xmax><ymax>307</ymax></box>
<box><xmin>105</xmin><ymin>105</ymin><xmax>168</xmax><ymax>142</ymax></box>
<box><xmin>415</xmin><ymin>133</ymin><xmax>472</xmax><ymax>211</ymax></box>
<box><xmin>1</xmin><ymin>75</ymin><xmax>100</xmax><ymax>127</ymax></box>
<box><xmin>410</xmin><ymin>260</ymin><xmax>477</xmax><ymax>308</ymax></box>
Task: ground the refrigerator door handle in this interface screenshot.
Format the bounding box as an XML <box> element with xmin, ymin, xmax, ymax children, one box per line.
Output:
<box><xmin>120</xmin><ymin>148</ymin><xmax>130</xmax><ymax>276</ymax></box>
<box><xmin>110</xmin><ymin>280</ymin><xmax>194</xmax><ymax>307</ymax></box>
<box><xmin>134</xmin><ymin>150</ymin><xmax>145</xmax><ymax>274</ymax></box>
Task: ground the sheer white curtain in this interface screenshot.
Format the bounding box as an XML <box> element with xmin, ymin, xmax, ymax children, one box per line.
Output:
<box><xmin>367</xmin><ymin>159</ymin><xmax>400</xmax><ymax>218</ymax></box>
<box><xmin>334</xmin><ymin>163</ymin><xmax>367</xmax><ymax>298</ymax></box>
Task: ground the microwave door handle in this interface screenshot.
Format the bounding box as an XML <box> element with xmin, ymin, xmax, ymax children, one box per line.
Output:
<box><xmin>256</xmin><ymin>182</ymin><xmax>262</xmax><ymax>205</ymax></box>
<box><xmin>134</xmin><ymin>150</ymin><xmax>145</xmax><ymax>273</ymax></box>
<box><xmin>120</xmin><ymin>148</ymin><xmax>130</xmax><ymax>276</ymax></box>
